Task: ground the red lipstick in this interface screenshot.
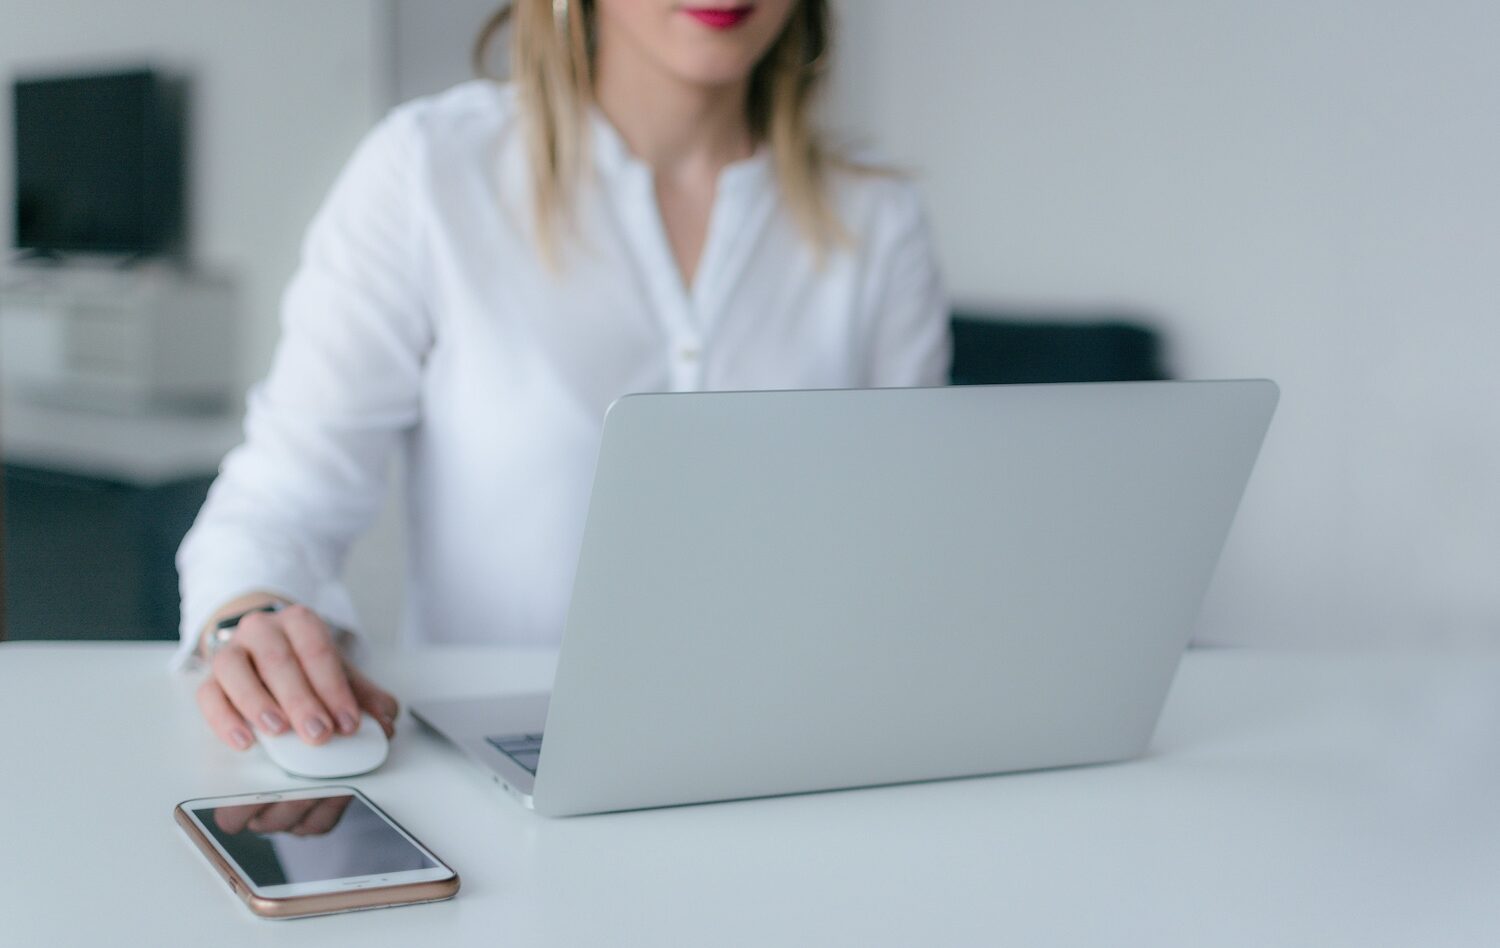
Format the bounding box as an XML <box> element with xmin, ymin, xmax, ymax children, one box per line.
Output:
<box><xmin>681</xmin><ymin>5</ymin><xmax>753</xmax><ymax>30</ymax></box>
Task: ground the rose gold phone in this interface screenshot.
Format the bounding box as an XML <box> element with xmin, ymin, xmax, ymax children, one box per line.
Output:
<box><xmin>174</xmin><ymin>785</ymin><xmax>459</xmax><ymax>919</ymax></box>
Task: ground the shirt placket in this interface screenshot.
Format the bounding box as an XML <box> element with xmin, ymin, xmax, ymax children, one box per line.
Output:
<box><xmin>616</xmin><ymin>165</ymin><xmax>706</xmax><ymax>393</ymax></box>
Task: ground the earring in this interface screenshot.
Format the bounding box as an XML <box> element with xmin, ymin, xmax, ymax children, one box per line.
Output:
<box><xmin>802</xmin><ymin>41</ymin><xmax>827</xmax><ymax>75</ymax></box>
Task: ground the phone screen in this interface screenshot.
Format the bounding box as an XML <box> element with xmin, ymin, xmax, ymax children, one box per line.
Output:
<box><xmin>191</xmin><ymin>793</ymin><xmax>436</xmax><ymax>887</ymax></box>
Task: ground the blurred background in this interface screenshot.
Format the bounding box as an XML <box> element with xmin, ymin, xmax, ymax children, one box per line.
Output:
<box><xmin>0</xmin><ymin>0</ymin><xmax>1495</xmax><ymax>649</ymax></box>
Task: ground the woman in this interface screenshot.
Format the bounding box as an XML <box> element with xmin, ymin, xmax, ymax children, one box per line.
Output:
<box><xmin>178</xmin><ymin>0</ymin><xmax>950</xmax><ymax>750</ymax></box>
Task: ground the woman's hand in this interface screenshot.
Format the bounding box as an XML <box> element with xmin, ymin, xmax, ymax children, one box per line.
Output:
<box><xmin>212</xmin><ymin>795</ymin><xmax>353</xmax><ymax>837</ymax></box>
<box><xmin>194</xmin><ymin>601</ymin><xmax>398</xmax><ymax>750</ymax></box>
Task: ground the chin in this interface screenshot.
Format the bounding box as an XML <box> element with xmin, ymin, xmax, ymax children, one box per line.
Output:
<box><xmin>662</xmin><ymin>2</ymin><xmax>791</xmax><ymax>84</ymax></box>
<box><xmin>596</xmin><ymin>0</ymin><xmax>796</xmax><ymax>90</ymax></box>
<box><xmin>668</xmin><ymin>51</ymin><xmax>764</xmax><ymax>87</ymax></box>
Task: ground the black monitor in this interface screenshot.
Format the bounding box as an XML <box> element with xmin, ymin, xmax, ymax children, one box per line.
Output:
<box><xmin>12</xmin><ymin>68</ymin><xmax>187</xmax><ymax>258</ymax></box>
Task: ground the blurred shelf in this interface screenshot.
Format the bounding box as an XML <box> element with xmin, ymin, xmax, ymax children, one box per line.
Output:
<box><xmin>2</xmin><ymin>401</ymin><xmax>239</xmax><ymax>641</ymax></box>
<box><xmin>0</xmin><ymin>400</ymin><xmax>241</xmax><ymax>486</ymax></box>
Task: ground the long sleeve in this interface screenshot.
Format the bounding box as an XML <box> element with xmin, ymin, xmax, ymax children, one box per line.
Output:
<box><xmin>173</xmin><ymin>106</ymin><xmax>432</xmax><ymax>669</ymax></box>
<box><xmin>861</xmin><ymin>181</ymin><xmax>952</xmax><ymax>388</ymax></box>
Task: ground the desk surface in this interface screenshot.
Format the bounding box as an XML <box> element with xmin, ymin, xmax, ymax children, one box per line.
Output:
<box><xmin>3</xmin><ymin>643</ymin><xmax>1497</xmax><ymax>946</ymax></box>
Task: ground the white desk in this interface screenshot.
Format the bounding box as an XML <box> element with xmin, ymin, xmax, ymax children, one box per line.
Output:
<box><xmin>3</xmin><ymin>643</ymin><xmax>1497</xmax><ymax>946</ymax></box>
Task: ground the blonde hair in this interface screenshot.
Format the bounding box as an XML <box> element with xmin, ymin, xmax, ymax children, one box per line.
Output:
<box><xmin>474</xmin><ymin>0</ymin><xmax>849</xmax><ymax>265</ymax></box>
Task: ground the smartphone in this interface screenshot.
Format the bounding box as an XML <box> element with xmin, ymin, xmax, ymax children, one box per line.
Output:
<box><xmin>175</xmin><ymin>785</ymin><xmax>459</xmax><ymax>919</ymax></box>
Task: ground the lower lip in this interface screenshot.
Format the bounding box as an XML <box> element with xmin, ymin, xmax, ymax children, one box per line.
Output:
<box><xmin>681</xmin><ymin>6</ymin><xmax>753</xmax><ymax>30</ymax></box>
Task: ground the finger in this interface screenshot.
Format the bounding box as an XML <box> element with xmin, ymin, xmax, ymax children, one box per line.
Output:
<box><xmin>290</xmin><ymin>796</ymin><xmax>351</xmax><ymax>836</ymax></box>
<box><xmin>214</xmin><ymin>803</ymin><xmax>262</xmax><ymax>835</ymax></box>
<box><xmin>346</xmin><ymin>664</ymin><xmax>400</xmax><ymax>737</ymax></box>
<box><xmin>281</xmin><ymin>606</ymin><xmax>361</xmax><ymax>735</ymax></box>
<box><xmin>196</xmin><ymin>678</ymin><xmax>255</xmax><ymax>751</ymax></box>
<box><xmin>236</xmin><ymin>614</ymin><xmax>334</xmax><ymax>745</ymax></box>
<box><xmin>248</xmin><ymin>798</ymin><xmax>319</xmax><ymax>834</ymax></box>
<box><xmin>212</xmin><ymin>643</ymin><xmax>290</xmax><ymax>736</ymax></box>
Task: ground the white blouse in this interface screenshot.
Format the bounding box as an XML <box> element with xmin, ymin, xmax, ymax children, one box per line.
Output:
<box><xmin>173</xmin><ymin>80</ymin><xmax>950</xmax><ymax>668</ymax></box>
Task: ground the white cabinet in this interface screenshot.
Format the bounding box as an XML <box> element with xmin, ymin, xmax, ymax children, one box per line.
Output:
<box><xmin>0</xmin><ymin>266</ymin><xmax>235</xmax><ymax>413</ymax></box>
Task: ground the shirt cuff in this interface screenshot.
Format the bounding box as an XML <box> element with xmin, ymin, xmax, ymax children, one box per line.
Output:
<box><xmin>171</xmin><ymin>564</ymin><xmax>364</xmax><ymax>672</ymax></box>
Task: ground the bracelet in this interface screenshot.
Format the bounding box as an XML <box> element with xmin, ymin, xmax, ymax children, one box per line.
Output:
<box><xmin>201</xmin><ymin>602</ymin><xmax>284</xmax><ymax>660</ymax></box>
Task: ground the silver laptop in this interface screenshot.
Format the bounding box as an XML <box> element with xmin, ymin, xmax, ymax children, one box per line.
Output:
<box><xmin>413</xmin><ymin>380</ymin><xmax>1278</xmax><ymax>816</ymax></box>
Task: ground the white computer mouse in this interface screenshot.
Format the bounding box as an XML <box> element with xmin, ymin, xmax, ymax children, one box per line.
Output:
<box><xmin>258</xmin><ymin>713</ymin><xmax>389</xmax><ymax>778</ymax></box>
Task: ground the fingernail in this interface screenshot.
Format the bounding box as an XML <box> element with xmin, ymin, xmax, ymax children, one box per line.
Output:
<box><xmin>306</xmin><ymin>717</ymin><xmax>328</xmax><ymax>739</ymax></box>
<box><xmin>260</xmin><ymin>710</ymin><xmax>287</xmax><ymax>733</ymax></box>
<box><xmin>230</xmin><ymin>729</ymin><xmax>253</xmax><ymax>750</ymax></box>
<box><xmin>337</xmin><ymin>711</ymin><xmax>359</xmax><ymax>734</ymax></box>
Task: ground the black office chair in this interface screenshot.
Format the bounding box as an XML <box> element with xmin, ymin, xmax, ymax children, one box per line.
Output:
<box><xmin>949</xmin><ymin>309</ymin><xmax>1170</xmax><ymax>386</ymax></box>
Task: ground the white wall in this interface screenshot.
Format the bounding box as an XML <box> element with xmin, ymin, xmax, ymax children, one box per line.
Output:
<box><xmin>829</xmin><ymin>0</ymin><xmax>1500</xmax><ymax>646</ymax></box>
<box><xmin>0</xmin><ymin>0</ymin><xmax>387</xmax><ymax>386</ymax></box>
<box><xmin>0</xmin><ymin>0</ymin><xmax>409</xmax><ymax>640</ymax></box>
<box><xmin>390</xmin><ymin>0</ymin><xmax>502</xmax><ymax>105</ymax></box>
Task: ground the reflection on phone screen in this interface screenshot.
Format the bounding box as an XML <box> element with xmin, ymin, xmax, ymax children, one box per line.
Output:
<box><xmin>193</xmin><ymin>795</ymin><xmax>435</xmax><ymax>886</ymax></box>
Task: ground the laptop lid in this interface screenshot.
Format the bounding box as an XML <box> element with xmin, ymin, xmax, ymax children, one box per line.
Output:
<box><xmin>532</xmin><ymin>381</ymin><xmax>1278</xmax><ymax>816</ymax></box>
